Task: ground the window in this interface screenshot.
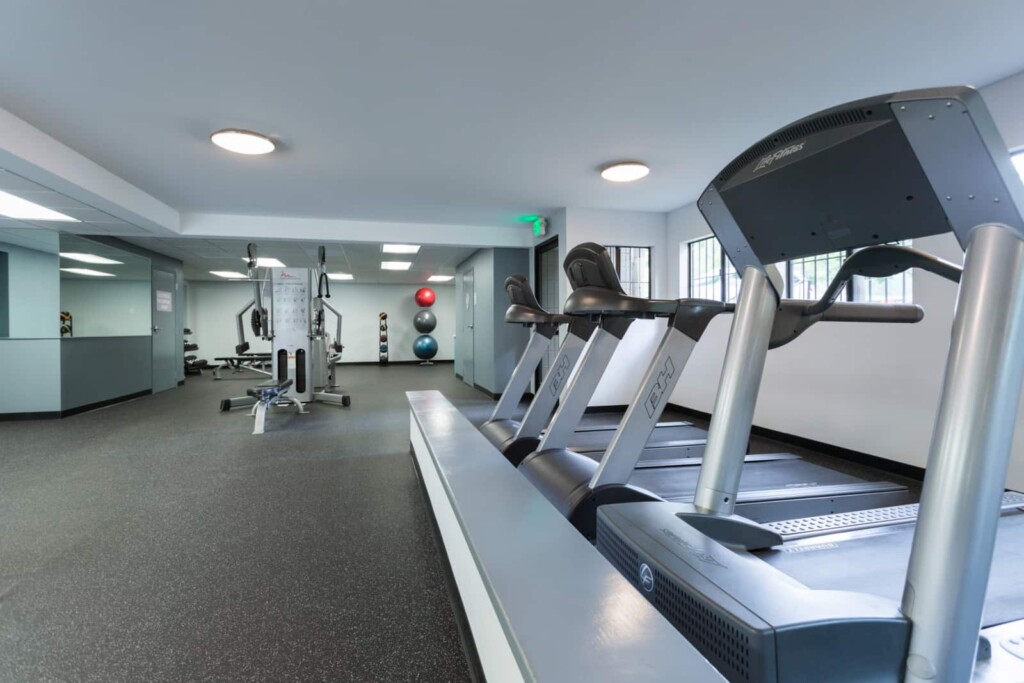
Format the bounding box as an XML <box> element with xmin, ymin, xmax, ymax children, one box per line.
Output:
<box><xmin>788</xmin><ymin>251</ymin><xmax>847</xmax><ymax>300</ymax></box>
<box><xmin>852</xmin><ymin>241</ymin><xmax>913</xmax><ymax>304</ymax></box>
<box><xmin>607</xmin><ymin>246</ymin><xmax>651</xmax><ymax>298</ymax></box>
<box><xmin>687</xmin><ymin>236</ymin><xmax>913</xmax><ymax>304</ymax></box>
<box><xmin>687</xmin><ymin>236</ymin><xmax>740</xmax><ymax>302</ymax></box>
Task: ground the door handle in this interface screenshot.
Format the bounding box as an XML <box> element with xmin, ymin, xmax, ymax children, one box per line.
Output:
<box><xmin>152</xmin><ymin>326</ymin><xmax>160</xmax><ymax>332</ymax></box>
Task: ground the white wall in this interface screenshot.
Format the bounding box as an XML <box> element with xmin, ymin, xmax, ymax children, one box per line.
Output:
<box><xmin>60</xmin><ymin>279</ymin><xmax>151</xmax><ymax>337</ymax></box>
<box><xmin>186</xmin><ymin>280</ymin><xmax>455</xmax><ymax>364</ymax></box>
<box><xmin>660</xmin><ymin>77</ymin><xmax>1024</xmax><ymax>490</ymax></box>
<box><xmin>666</xmin><ymin>205</ymin><xmax>1024</xmax><ymax>490</ymax></box>
<box><xmin>564</xmin><ymin>208</ymin><xmax>669</xmax><ymax>407</ymax></box>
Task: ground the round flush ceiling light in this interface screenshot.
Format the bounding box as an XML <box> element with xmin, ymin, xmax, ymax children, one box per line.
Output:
<box><xmin>210</xmin><ymin>129</ymin><xmax>276</xmax><ymax>155</ymax></box>
<box><xmin>600</xmin><ymin>161</ymin><xmax>650</xmax><ymax>183</ymax></box>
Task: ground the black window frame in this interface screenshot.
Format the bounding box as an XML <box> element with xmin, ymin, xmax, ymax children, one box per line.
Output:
<box><xmin>606</xmin><ymin>245</ymin><xmax>652</xmax><ymax>299</ymax></box>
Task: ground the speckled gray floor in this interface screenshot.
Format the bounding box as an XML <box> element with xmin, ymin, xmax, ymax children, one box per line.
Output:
<box><xmin>0</xmin><ymin>364</ymin><xmax>487</xmax><ymax>683</ymax></box>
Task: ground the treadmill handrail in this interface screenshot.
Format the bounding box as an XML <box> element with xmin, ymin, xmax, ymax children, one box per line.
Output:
<box><xmin>770</xmin><ymin>300</ymin><xmax>924</xmax><ymax>348</ymax></box>
<box><xmin>565</xmin><ymin>286</ymin><xmax>733</xmax><ymax>318</ymax></box>
<box><xmin>504</xmin><ymin>303</ymin><xmax>572</xmax><ymax>327</ymax></box>
<box><xmin>804</xmin><ymin>245</ymin><xmax>962</xmax><ymax>316</ymax></box>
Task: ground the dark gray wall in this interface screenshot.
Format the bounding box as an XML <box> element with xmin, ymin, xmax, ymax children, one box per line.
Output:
<box><xmin>491</xmin><ymin>248</ymin><xmax>530</xmax><ymax>393</ymax></box>
<box><xmin>0</xmin><ymin>251</ymin><xmax>8</xmax><ymax>338</ymax></box>
<box><xmin>89</xmin><ymin>237</ymin><xmax>186</xmax><ymax>384</ymax></box>
<box><xmin>455</xmin><ymin>247</ymin><xmax>529</xmax><ymax>394</ymax></box>
<box><xmin>61</xmin><ymin>337</ymin><xmax>151</xmax><ymax>411</ymax></box>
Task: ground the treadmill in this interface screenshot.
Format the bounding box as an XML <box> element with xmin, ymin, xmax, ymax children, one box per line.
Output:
<box><xmin>519</xmin><ymin>242</ymin><xmax>922</xmax><ymax>538</ymax></box>
<box><xmin>479</xmin><ymin>273</ymin><xmax>710</xmax><ymax>466</ymax></box>
<box><xmin>596</xmin><ymin>87</ymin><xmax>1024</xmax><ymax>682</ymax></box>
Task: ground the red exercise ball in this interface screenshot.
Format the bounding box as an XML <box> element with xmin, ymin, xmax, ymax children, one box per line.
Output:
<box><xmin>415</xmin><ymin>287</ymin><xmax>436</xmax><ymax>307</ymax></box>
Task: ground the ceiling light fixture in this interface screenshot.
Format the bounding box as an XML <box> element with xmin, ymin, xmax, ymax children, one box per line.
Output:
<box><xmin>600</xmin><ymin>161</ymin><xmax>650</xmax><ymax>183</ymax></box>
<box><xmin>328</xmin><ymin>273</ymin><xmax>354</xmax><ymax>280</ymax></box>
<box><xmin>382</xmin><ymin>244</ymin><xmax>421</xmax><ymax>254</ymax></box>
<box><xmin>61</xmin><ymin>267</ymin><xmax>114</xmax><ymax>277</ymax></box>
<box><xmin>0</xmin><ymin>190</ymin><xmax>80</xmax><ymax>221</ymax></box>
<box><xmin>210</xmin><ymin>129</ymin><xmax>276</xmax><ymax>155</ymax></box>
<box><xmin>60</xmin><ymin>252</ymin><xmax>123</xmax><ymax>265</ymax></box>
<box><xmin>210</xmin><ymin>271</ymin><xmax>249</xmax><ymax>279</ymax></box>
<box><xmin>381</xmin><ymin>261</ymin><xmax>412</xmax><ymax>271</ymax></box>
<box><xmin>427</xmin><ymin>275</ymin><xmax>454</xmax><ymax>282</ymax></box>
<box><xmin>240</xmin><ymin>257</ymin><xmax>286</xmax><ymax>268</ymax></box>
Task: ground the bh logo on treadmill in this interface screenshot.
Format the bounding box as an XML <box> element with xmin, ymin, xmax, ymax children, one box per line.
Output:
<box><xmin>548</xmin><ymin>354</ymin><xmax>572</xmax><ymax>396</ymax></box>
<box><xmin>645</xmin><ymin>357</ymin><xmax>676</xmax><ymax>418</ymax></box>
<box><xmin>639</xmin><ymin>563</ymin><xmax>655</xmax><ymax>593</ymax></box>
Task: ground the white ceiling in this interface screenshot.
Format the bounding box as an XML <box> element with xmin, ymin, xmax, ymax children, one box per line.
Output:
<box><xmin>122</xmin><ymin>236</ymin><xmax>475</xmax><ymax>284</ymax></box>
<box><xmin>2</xmin><ymin>1</ymin><xmax>1024</xmax><ymax>228</ymax></box>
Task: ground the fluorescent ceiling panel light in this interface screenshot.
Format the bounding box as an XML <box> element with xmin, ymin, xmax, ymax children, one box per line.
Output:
<box><xmin>60</xmin><ymin>252</ymin><xmax>123</xmax><ymax>265</ymax></box>
<box><xmin>210</xmin><ymin>129</ymin><xmax>276</xmax><ymax>155</ymax></box>
<box><xmin>210</xmin><ymin>271</ymin><xmax>248</xmax><ymax>279</ymax></box>
<box><xmin>381</xmin><ymin>261</ymin><xmax>412</xmax><ymax>271</ymax></box>
<box><xmin>240</xmin><ymin>257</ymin><xmax>286</xmax><ymax>268</ymax></box>
<box><xmin>427</xmin><ymin>275</ymin><xmax>454</xmax><ymax>282</ymax></box>
<box><xmin>600</xmin><ymin>161</ymin><xmax>650</xmax><ymax>183</ymax></box>
<box><xmin>61</xmin><ymin>267</ymin><xmax>114</xmax><ymax>277</ymax></box>
<box><xmin>0</xmin><ymin>190</ymin><xmax>80</xmax><ymax>221</ymax></box>
<box><xmin>327</xmin><ymin>273</ymin><xmax>354</xmax><ymax>280</ymax></box>
<box><xmin>382</xmin><ymin>244</ymin><xmax>421</xmax><ymax>254</ymax></box>
<box><xmin>1013</xmin><ymin>152</ymin><xmax>1024</xmax><ymax>183</ymax></box>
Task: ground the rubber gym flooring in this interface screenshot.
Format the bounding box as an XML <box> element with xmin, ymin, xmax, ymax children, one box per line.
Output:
<box><xmin>0</xmin><ymin>363</ymin><xmax>483</xmax><ymax>683</ymax></box>
<box><xmin>0</xmin><ymin>363</ymin><xmax>917</xmax><ymax>682</ymax></box>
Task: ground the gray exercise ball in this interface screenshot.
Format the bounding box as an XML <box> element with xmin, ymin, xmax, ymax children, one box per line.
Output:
<box><xmin>413</xmin><ymin>309</ymin><xmax>437</xmax><ymax>333</ymax></box>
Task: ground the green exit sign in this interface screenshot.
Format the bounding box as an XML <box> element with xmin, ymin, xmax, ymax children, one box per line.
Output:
<box><xmin>520</xmin><ymin>215</ymin><xmax>547</xmax><ymax>237</ymax></box>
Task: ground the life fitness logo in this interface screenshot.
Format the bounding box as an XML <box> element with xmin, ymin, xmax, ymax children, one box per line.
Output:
<box><xmin>639</xmin><ymin>563</ymin><xmax>655</xmax><ymax>593</ymax></box>
<box><xmin>278</xmin><ymin>270</ymin><xmax>302</xmax><ymax>280</ymax></box>
<box><xmin>753</xmin><ymin>141</ymin><xmax>806</xmax><ymax>173</ymax></box>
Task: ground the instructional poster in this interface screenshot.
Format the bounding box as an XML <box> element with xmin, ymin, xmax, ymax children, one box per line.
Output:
<box><xmin>156</xmin><ymin>290</ymin><xmax>173</xmax><ymax>312</ymax></box>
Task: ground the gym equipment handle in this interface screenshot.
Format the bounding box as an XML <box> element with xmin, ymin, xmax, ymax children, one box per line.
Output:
<box><xmin>819</xmin><ymin>301</ymin><xmax>924</xmax><ymax>324</ymax></box>
<box><xmin>805</xmin><ymin>245</ymin><xmax>962</xmax><ymax>316</ymax></box>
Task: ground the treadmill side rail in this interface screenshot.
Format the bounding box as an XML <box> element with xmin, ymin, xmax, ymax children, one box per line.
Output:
<box><xmin>488</xmin><ymin>329</ymin><xmax>550</xmax><ymax>422</ymax></box>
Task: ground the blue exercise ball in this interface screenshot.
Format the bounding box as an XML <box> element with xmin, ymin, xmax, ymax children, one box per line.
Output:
<box><xmin>413</xmin><ymin>334</ymin><xmax>438</xmax><ymax>360</ymax></box>
<box><xmin>414</xmin><ymin>309</ymin><xmax>437</xmax><ymax>333</ymax></box>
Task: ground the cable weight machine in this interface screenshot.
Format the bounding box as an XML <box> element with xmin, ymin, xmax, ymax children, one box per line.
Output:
<box><xmin>219</xmin><ymin>243</ymin><xmax>351</xmax><ymax>434</ymax></box>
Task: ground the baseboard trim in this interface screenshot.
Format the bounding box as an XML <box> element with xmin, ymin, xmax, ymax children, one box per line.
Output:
<box><xmin>62</xmin><ymin>390</ymin><xmax>153</xmax><ymax>418</ymax></box>
<box><xmin>474</xmin><ymin>384</ymin><xmax>500</xmax><ymax>400</ymax></box>
<box><xmin>345</xmin><ymin>359</ymin><xmax>455</xmax><ymax>366</ymax></box>
<box><xmin>0</xmin><ymin>389</ymin><xmax>153</xmax><ymax>421</ymax></box>
<box><xmin>409</xmin><ymin>445</ymin><xmax>486</xmax><ymax>683</ymax></box>
<box><xmin>666</xmin><ymin>402</ymin><xmax>926</xmax><ymax>482</ymax></box>
<box><xmin>0</xmin><ymin>410</ymin><xmax>62</xmax><ymax>421</ymax></box>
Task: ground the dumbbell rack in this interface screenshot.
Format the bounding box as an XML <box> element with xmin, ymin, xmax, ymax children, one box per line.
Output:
<box><xmin>379</xmin><ymin>312</ymin><xmax>389</xmax><ymax>366</ymax></box>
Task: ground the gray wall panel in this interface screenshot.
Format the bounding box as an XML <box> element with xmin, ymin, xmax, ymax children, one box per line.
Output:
<box><xmin>61</xmin><ymin>336</ymin><xmax>152</xmax><ymax>410</ymax></box>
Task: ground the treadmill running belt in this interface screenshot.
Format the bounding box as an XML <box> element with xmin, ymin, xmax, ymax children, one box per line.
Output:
<box><xmin>627</xmin><ymin>458</ymin><xmax>873</xmax><ymax>501</ymax></box>
<box><xmin>757</xmin><ymin>511</ymin><xmax>1024</xmax><ymax>627</ymax></box>
<box><xmin>568</xmin><ymin>423</ymin><xmax>708</xmax><ymax>453</ymax></box>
